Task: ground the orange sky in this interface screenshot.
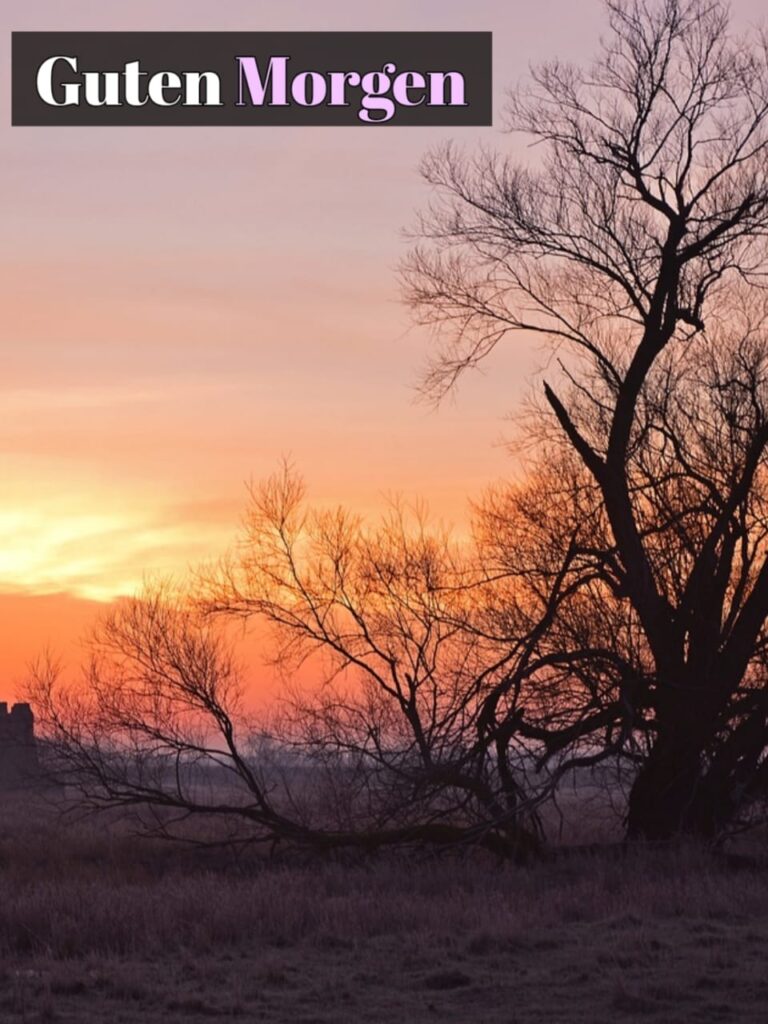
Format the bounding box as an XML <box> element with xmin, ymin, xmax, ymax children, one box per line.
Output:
<box><xmin>1</xmin><ymin>0</ymin><xmax>765</xmax><ymax>696</ymax></box>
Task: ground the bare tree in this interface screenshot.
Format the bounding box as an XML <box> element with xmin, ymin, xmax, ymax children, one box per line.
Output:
<box><xmin>32</xmin><ymin>469</ymin><xmax>598</xmax><ymax>860</ymax></box>
<box><xmin>27</xmin><ymin>586</ymin><xmax>301</xmax><ymax>847</ymax></box>
<box><xmin>200</xmin><ymin>465</ymin><xmax>572</xmax><ymax>857</ymax></box>
<box><xmin>403</xmin><ymin>0</ymin><xmax>768</xmax><ymax>838</ymax></box>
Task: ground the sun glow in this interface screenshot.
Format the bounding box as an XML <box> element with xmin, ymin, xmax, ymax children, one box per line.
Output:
<box><xmin>0</xmin><ymin>498</ymin><xmax>234</xmax><ymax>603</ymax></box>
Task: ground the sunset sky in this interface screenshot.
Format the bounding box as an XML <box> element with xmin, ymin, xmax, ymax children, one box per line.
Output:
<box><xmin>1</xmin><ymin>0</ymin><xmax>765</xmax><ymax>688</ymax></box>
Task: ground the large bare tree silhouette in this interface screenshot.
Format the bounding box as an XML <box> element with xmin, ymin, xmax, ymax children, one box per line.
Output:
<box><xmin>404</xmin><ymin>0</ymin><xmax>768</xmax><ymax>838</ymax></box>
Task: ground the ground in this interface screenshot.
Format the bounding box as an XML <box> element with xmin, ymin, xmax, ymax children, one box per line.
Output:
<box><xmin>0</xmin><ymin>795</ymin><xmax>766</xmax><ymax>1023</ymax></box>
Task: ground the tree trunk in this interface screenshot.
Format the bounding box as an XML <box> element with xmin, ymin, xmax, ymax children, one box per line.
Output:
<box><xmin>627</xmin><ymin>729</ymin><xmax>705</xmax><ymax>839</ymax></box>
<box><xmin>626</xmin><ymin>682</ymin><xmax>755</xmax><ymax>840</ymax></box>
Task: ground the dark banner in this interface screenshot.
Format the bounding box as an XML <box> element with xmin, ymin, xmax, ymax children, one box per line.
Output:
<box><xmin>11</xmin><ymin>32</ymin><xmax>492</xmax><ymax>127</ymax></box>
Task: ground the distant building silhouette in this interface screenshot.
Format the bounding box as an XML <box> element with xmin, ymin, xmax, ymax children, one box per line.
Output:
<box><xmin>0</xmin><ymin>702</ymin><xmax>39</xmax><ymax>787</ymax></box>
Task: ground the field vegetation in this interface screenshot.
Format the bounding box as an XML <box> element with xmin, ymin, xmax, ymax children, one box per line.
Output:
<box><xmin>1</xmin><ymin>793</ymin><xmax>767</xmax><ymax>1023</ymax></box>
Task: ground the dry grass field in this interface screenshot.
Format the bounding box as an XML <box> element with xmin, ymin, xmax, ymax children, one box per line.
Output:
<box><xmin>1</xmin><ymin>793</ymin><xmax>767</xmax><ymax>1023</ymax></box>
